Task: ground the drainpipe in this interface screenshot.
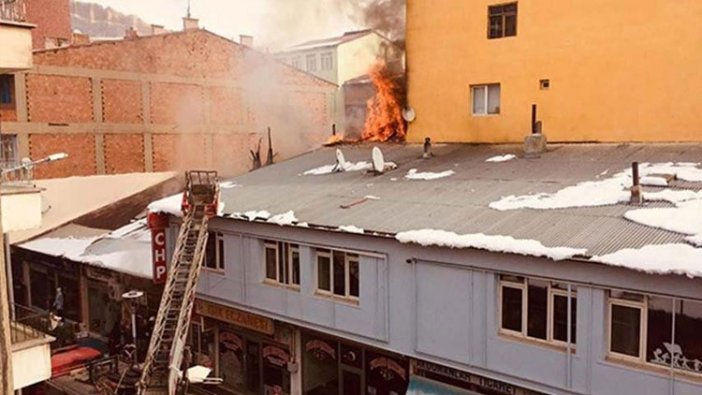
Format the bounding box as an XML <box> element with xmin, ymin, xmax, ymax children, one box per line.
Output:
<box><xmin>567</xmin><ymin>283</ymin><xmax>572</xmax><ymax>389</ymax></box>
<box><xmin>669</xmin><ymin>298</ymin><xmax>676</xmax><ymax>395</ymax></box>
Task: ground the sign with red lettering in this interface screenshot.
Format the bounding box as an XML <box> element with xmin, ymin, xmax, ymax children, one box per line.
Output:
<box><xmin>149</xmin><ymin>213</ymin><xmax>169</xmax><ymax>284</ymax></box>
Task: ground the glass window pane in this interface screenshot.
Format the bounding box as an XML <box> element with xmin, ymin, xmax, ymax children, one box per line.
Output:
<box><xmin>611</xmin><ymin>304</ymin><xmax>641</xmax><ymax>357</ymax></box>
<box><xmin>553</xmin><ymin>294</ymin><xmax>577</xmax><ymax>343</ymax></box>
<box><xmin>317</xmin><ymin>254</ymin><xmax>331</xmax><ymax>291</ymax></box>
<box><xmin>611</xmin><ymin>290</ymin><xmax>644</xmax><ymax>302</ymax></box>
<box><xmin>349</xmin><ymin>259</ymin><xmax>359</xmax><ymax>298</ymax></box>
<box><xmin>504</xmin><ymin>14</ymin><xmax>517</xmax><ymax>36</ymax></box>
<box><xmin>527</xmin><ymin>281</ymin><xmax>548</xmax><ymax>340</ymax></box>
<box><xmin>488</xmin><ymin>84</ymin><xmax>501</xmax><ymax>114</ymax></box>
<box><xmin>488</xmin><ymin>5</ymin><xmax>503</xmax><ymax>16</ymax></box>
<box><xmin>501</xmin><ymin>286</ymin><xmax>523</xmax><ymax>332</ymax></box>
<box><xmin>488</xmin><ymin>15</ymin><xmax>503</xmax><ymax>38</ymax></box>
<box><xmin>472</xmin><ymin>86</ymin><xmax>487</xmax><ymax>114</ymax></box>
<box><xmin>673</xmin><ymin>299</ymin><xmax>702</xmax><ymax>372</ymax></box>
<box><xmin>291</xmin><ymin>246</ymin><xmax>300</xmax><ymax>286</ymax></box>
<box><xmin>333</xmin><ymin>252</ymin><xmax>346</xmax><ymax>296</ymax></box>
<box><xmin>278</xmin><ymin>243</ymin><xmax>288</xmax><ymax>284</ymax></box>
<box><xmin>265</xmin><ymin>246</ymin><xmax>277</xmax><ymax>280</ymax></box>
<box><xmin>217</xmin><ymin>235</ymin><xmax>225</xmax><ymax>270</ymax></box>
<box><xmin>646</xmin><ymin>296</ymin><xmax>674</xmax><ymax>365</ymax></box>
<box><xmin>205</xmin><ymin>233</ymin><xmax>216</xmax><ymax>269</ymax></box>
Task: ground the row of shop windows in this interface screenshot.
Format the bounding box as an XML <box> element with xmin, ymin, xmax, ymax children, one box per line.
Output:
<box><xmin>498</xmin><ymin>275</ymin><xmax>702</xmax><ymax>376</ymax></box>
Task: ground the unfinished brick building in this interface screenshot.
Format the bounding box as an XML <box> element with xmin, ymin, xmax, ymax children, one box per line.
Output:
<box><xmin>0</xmin><ymin>27</ymin><xmax>337</xmax><ymax>178</ymax></box>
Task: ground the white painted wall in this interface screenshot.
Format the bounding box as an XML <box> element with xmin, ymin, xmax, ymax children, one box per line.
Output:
<box><xmin>0</xmin><ymin>22</ymin><xmax>33</xmax><ymax>73</ymax></box>
<box><xmin>12</xmin><ymin>341</ymin><xmax>52</xmax><ymax>389</ymax></box>
<box><xmin>2</xmin><ymin>191</ymin><xmax>42</xmax><ymax>232</ymax></box>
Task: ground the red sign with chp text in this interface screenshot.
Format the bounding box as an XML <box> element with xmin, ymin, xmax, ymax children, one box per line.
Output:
<box><xmin>148</xmin><ymin>213</ymin><xmax>169</xmax><ymax>284</ymax></box>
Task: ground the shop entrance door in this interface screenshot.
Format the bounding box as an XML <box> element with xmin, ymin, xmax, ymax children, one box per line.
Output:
<box><xmin>341</xmin><ymin>368</ymin><xmax>363</xmax><ymax>395</ymax></box>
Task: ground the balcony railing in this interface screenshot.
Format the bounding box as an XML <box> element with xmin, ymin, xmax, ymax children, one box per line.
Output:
<box><xmin>10</xmin><ymin>304</ymin><xmax>51</xmax><ymax>344</ymax></box>
<box><xmin>0</xmin><ymin>0</ymin><xmax>26</xmax><ymax>23</ymax></box>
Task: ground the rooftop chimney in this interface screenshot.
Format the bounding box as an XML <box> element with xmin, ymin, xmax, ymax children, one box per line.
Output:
<box><xmin>125</xmin><ymin>27</ymin><xmax>139</xmax><ymax>40</ymax></box>
<box><xmin>183</xmin><ymin>17</ymin><xmax>199</xmax><ymax>31</ymax></box>
<box><xmin>240</xmin><ymin>34</ymin><xmax>254</xmax><ymax>47</ymax></box>
<box><xmin>151</xmin><ymin>24</ymin><xmax>166</xmax><ymax>35</ymax></box>
<box><xmin>523</xmin><ymin>103</ymin><xmax>547</xmax><ymax>158</ymax></box>
<box><xmin>630</xmin><ymin>161</ymin><xmax>643</xmax><ymax>205</ymax></box>
<box><xmin>422</xmin><ymin>137</ymin><xmax>432</xmax><ymax>159</ymax></box>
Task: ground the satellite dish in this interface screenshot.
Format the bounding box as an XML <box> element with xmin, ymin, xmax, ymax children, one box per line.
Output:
<box><xmin>334</xmin><ymin>149</ymin><xmax>347</xmax><ymax>172</ymax></box>
<box><xmin>372</xmin><ymin>146</ymin><xmax>385</xmax><ymax>174</ymax></box>
<box><xmin>402</xmin><ymin>107</ymin><xmax>416</xmax><ymax>123</ymax></box>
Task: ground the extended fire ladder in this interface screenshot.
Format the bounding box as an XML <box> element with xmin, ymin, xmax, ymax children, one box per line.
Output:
<box><xmin>137</xmin><ymin>171</ymin><xmax>220</xmax><ymax>395</ymax></box>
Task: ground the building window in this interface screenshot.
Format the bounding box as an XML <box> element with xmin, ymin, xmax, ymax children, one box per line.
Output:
<box><xmin>499</xmin><ymin>275</ymin><xmax>576</xmax><ymax>345</ymax></box>
<box><xmin>291</xmin><ymin>56</ymin><xmax>302</xmax><ymax>69</ymax></box>
<box><xmin>306</xmin><ymin>54</ymin><xmax>317</xmax><ymax>72</ymax></box>
<box><xmin>204</xmin><ymin>232</ymin><xmax>225</xmax><ymax>271</ymax></box>
<box><xmin>472</xmin><ymin>84</ymin><xmax>501</xmax><ymax>115</ymax></box>
<box><xmin>321</xmin><ymin>52</ymin><xmax>333</xmax><ymax>70</ymax></box>
<box><xmin>0</xmin><ymin>134</ymin><xmax>18</xmax><ymax>163</ymax></box>
<box><xmin>608</xmin><ymin>291</ymin><xmax>702</xmax><ymax>375</ymax></box>
<box><xmin>488</xmin><ymin>2</ymin><xmax>518</xmax><ymax>39</ymax></box>
<box><xmin>264</xmin><ymin>240</ymin><xmax>300</xmax><ymax>287</ymax></box>
<box><xmin>316</xmin><ymin>249</ymin><xmax>360</xmax><ymax>300</ymax></box>
<box><xmin>0</xmin><ymin>75</ymin><xmax>13</xmax><ymax>106</ymax></box>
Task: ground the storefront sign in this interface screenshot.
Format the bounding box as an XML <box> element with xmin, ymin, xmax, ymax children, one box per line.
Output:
<box><xmin>263</xmin><ymin>345</ymin><xmax>290</xmax><ymax>367</ymax></box>
<box><xmin>219</xmin><ymin>331</ymin><xmax>243</xmax><ymax>352</ymax></box>
<box><xmin>149</xmin><ymin>213</ymin><xmax>169</xmax><ymax>284</ymax></box>
<box><xmin>370</xmin><ymin>357</ymin><xmax>407</xmax><ymax>381</ymax></box>
<box><xmin>413</xmin><ymin>360</ymin><xmax>539</xmax><ymax>395</ymax></box>
<box><xmin>195</xmin><ymin>299</ymin><xmax>274</xmax><ymax>335</ymax></box>
<box><xmin>305</xmin><ymin>339</ymin><xmax>336</xmax><ymax>361</ymax></box>
<box><xmin>85</xmin><ymin>267</ymin><xmax>114</xmax><ymax>282</ymax></box>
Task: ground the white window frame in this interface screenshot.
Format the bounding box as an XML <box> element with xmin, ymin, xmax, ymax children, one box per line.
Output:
<box><xmin>263</xmin><ymin>240</ymin><xmax>300</xmax><ymax>289</ymax></box>
<box><xmin>204</xmin><ymin>232</ymin><xmax>225</xmax><ymax>272</ymax></box>
<box><xmin>471</xmin><ymin>84</ymin><xmax>500</xmax><ymax>116</ymax></box>
<box><xmin>291</xmin><ymin>56</ymin><xmax>302</xmax><ymax>69</ymax></box>
<box><xmin>549</xmin><ymin>287</ymin><xmax>577</xmax><ymax>346</ymax></box>
<box><xmin>498</xmin><ymin>276</ymin><xmax>577</xmax><ymax>346</ymax></box>
<box><xmin>607</xmin><ymin>294</ymin><xmax>647</xmax><ymax>363</ymax></box>
<box><xmin>320</xmin><ymin>52</ymin><xmax>333</xmax><ymax>70</ymax></box>
<box><xmin>306</xmin><ymin>54</ymin><xmax>317</xmax><ymax>72</ymax></box>
<box><xmin>315</xmin><ymin>249</ymin><xmax>360</xmax><ymax>302</ymax></box>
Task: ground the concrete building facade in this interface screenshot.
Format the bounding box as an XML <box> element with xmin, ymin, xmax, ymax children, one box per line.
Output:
<box><xmin>405</xmin><ymin>0</ymin><xmax>702</xmax><ymax>143</ymax></box>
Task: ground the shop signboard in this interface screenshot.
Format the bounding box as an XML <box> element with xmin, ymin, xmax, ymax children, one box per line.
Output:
<box><xmin>195</xmin><ymin>299</ymin><xmax>275</xmax><ymax>335</ymax></box>
<box><xmin>148</xmin><ymin>213</ymin><xmax>169</xmax><ymax>284</ymax></box>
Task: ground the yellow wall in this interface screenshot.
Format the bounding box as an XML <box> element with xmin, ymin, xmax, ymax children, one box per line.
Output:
<box><xmin>406</xmin><ymin>0</ymin><xmax>702</xmax><ymax>143</ymax></box>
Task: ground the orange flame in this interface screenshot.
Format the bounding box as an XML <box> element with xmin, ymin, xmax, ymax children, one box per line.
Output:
<box><xmin>324</xmin><ymin>134</ymin><xmax>344</xmax><ymax>146</ymax></box>
<box><xmin>362</xmin><ymin>62</ymin><xmax>406</xmax><ymax>142</ymax></box>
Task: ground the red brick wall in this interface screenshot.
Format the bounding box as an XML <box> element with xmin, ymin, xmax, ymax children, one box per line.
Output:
<box><xmin>209</xmin><ymin>86</ymin><xmax>242</xmax><ymax>125</ymax></box>
<box><xmin>212</xmin><ymin>133</ymin><xmax>258</xmax><ymax>177</ymax></box>
<box><xmin>26</xmin><ymin>74</ymin><xmax>93</xmax><ymax>123</ymax></box>
<box><xmin>150</xmin><ymin>83</ymin><xmax>204</xmax><ymax>125</ymax></box>
<box><xmin>152</xmin><ymin>133</ymin><xmax>206</xmax><ymax>172</ymax></box>
<box><xmin>29</xmin><ymin>134</ymin><xmax>96</xmax><ymax>178</ymax></box>
<box><xmin>102</xmin><ymin>79</ymin><xmax>142</xmax><ymax>123</ymax></box>
<box><xmin>25</xmin><ymin>0</ymin><xmax>72</xmax><ymax>49</ymax></box>
<box><xmin>104</xmin><ymin>134</ymin><xmax>144</xmax><ymax>174</ymax></box>
<box><xmin>0</xmin><ymin>107</ymin><xmax>17</xmax><ymax>122</ymax></box>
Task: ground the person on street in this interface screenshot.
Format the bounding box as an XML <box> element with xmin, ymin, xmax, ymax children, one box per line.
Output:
<box><xmin>52</xmin><ymin>287</ymin><xmax>64</xmax><ymax>317</ymax></box>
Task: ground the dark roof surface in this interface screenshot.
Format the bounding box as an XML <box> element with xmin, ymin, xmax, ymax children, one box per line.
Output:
<box><xmin>219</xmin><ymin>143</ymin><xmax>702</xmax><ymax>257</ymax></box>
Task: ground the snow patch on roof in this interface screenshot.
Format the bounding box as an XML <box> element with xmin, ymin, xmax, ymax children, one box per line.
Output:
<box><xmin>591</xmin><ymin>244</ymin><xmax>702</xmax><ymax>278</ymax></box>
<box><xmin>303</xmin><ymin>161</ymin><xmax>371</xmax><ymax>176</ymax></box>
<box><xmin>640</xmin><ymin>176</ymin><xmax>668</xmax><ymax>187</ymax></box>
<box><xmin>148</xmin><ymin>193</ymin><xmax>225</xmax><ymax>217</ymax></box>
<box><xmin>219</xmin><ymin>181</ymin><xmax>241</xmax><ymax>189</ymax></box>
<box><xmin>491</xmin><ymin>162</ymin><xmax>702</xmax><ymax>211</ymax></box>
<box><xmin>267</xmin><ymin>211</ymin><xmax>298</xmax><ymax>226</ymax></box>
<box><xmin>486</xmin><ymin>154</ymin><xmax>517</xmax><ymax>163</ymax></box>
<box><xmin>405</xmin><ymin>169</ymin><xmax>455</xmax><ymax>181</ymax></box>
<box><xmin>396</xmin><ymin>229</ymin><xmax>587</xmax><ymax>261</ymax></box>
<box><xmin>231</xmin><ymin>210</ymin><xmax>271</xmax><ymax>221</ymax></box>
<box><xmin>338</xmin><ymin>225</ymin><xmax>364</xmax><ymax>234</ymax></box>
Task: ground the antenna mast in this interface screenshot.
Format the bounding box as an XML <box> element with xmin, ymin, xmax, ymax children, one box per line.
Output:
<box><xmin>186</xmin><ymin>0</ymin><xmax>191</xmax><ymax>18</ymax></box>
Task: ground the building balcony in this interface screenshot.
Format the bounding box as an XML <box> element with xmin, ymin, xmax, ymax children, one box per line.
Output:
<box><xmin>11</xmin><ymin>304</ymin><xmax>54</xmax><ymax>390</ymax></box>
<box><xmin>0</xmin><ymin>0</ymin><xmax>33</xmax><ymax>73</ymax></box>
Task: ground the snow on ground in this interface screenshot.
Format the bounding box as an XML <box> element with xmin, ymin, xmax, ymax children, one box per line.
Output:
<box><xmin>490</xmin><ymin>162</ymin><xmax>702</xmax><ymax>211</ymax></box>
<box><xmin>338</xmin><ymin>225</ymin><xmax>365</xmax><ymax>234</ymax></box>
<box><xmin>396</xmin><ymin>229</ymin><xmax>587</xmax><ymax>261</ymax></box>
<box><xmin>267</xmin><ymin>211</ymin><xmax>298</xmax><ymax>226</ymax></box>
<box><xmin>640</xmin><ymin>176</ymin><xmax>668</xmax><ymax>187</ymax></box>
<box><xmin>486</xmin><ymin>154</ymin><xmax>517</xmax><ymax>163</ymax></box>
<box><xmin>405</xmin><ymin>169</ymin><xmax>455</xmax><ymax>181</ymax></box>
<box><xmin>591</xmin><ymin>244</ymin><xmax>702</xmax><ymax>278</ymax></box>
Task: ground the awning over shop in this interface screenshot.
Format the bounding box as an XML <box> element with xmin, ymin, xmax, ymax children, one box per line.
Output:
<box><xmin>406</xmin><ymin>376</ymin><xmax>481</xmax><ymax>395</ymax></box>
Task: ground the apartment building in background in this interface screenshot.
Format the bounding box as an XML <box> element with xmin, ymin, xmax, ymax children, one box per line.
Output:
<box><xmin>276</xmin><ymin>30</ymin><xmax>400</xmax><ymax>133</ymax></box>
<box><xmin>1</xmin><ymin>3</ymin><xmax>337</xmax><ymax>179</ymax></box>
<box><xmin>405</xmin><ymin>0</ymin><xmax>702</xmax><ymax>143</ymax></box>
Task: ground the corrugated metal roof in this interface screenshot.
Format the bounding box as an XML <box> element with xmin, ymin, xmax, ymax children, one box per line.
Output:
<box><xmin>219</xmin><ymin>143</ymin><xmax>702</xmax><ymax>257</ymax></box>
